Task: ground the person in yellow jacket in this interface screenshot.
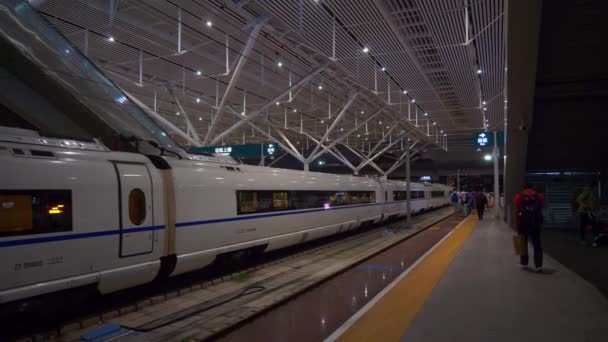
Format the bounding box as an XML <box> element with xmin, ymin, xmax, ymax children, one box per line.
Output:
<box><xmin>577</xmin><ymin>181</ymin><xmax>597</xmax><ymax>244</ymax></box>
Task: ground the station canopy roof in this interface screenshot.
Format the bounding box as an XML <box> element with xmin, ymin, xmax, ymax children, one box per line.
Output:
<box><xmin>9</xmin><ymin>0</ymin><xmax>506</xmax><ymax>166</ymax></box>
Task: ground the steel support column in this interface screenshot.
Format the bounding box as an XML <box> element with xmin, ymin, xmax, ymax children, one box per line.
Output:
<box><xmin>356</xmin><ymin>135</ymin><xmax>405</xmax><ymax>172</ymax></box>
<box><xmin>385</xmin><ymin>140</ymin><xmax>423</xmax><ymax>176</ymax></box>
<box><xmin>203</xmin><ymin>21</ymin><xmax>264</xmax><ymax>145</ymax></box>
<box><xmin>300</xmin><ymin>132</ymin><xmax>357</xmax><ymax>171</ymax></box>
<box><xmin>124</xmin><ymin>91</ymin><xmax>201</xmax><ymax>146</ymax></box>
<box><xmin>225</xmin><ymin>107</ymin><xmax>305</xmax><ymax>163</ymax></box>
<box><xmin>306</xmin><ymin>92</ymin><xmax>359</xmax><ymax>162</ymax></box>
<box><xmin>367</xmin><ymin>122</ymin><xmax>399</xmax><ymax>158</ymax></box>
<box><xmin>310</xmin><ymin>107</ymin><xmax>384</xmax><ymax>161</ymax></box>
<box><xmin>167</xmin><ymin>87</ymin><xmax>200</xmax><ymax>144</ymax></box>
<box><xmin>343</xmin><ymin>144</ymin><xmax>386</xmax><ymax>176</ymax></box>
<box><xmin>406</xmin><ymin>146</ymin><xmax>412</xmax><ymax>227</ymax></box>
<box><xmin>209</xmin><ymin>61</ymin><xmax>331</xmax><ymax>146</ymax></box>
<box><xmin>493</xmin><ymin>131</ymin><xmax>501</xmax><ymax>219</ymax></box>
<box><xmin>271</xmin><ymin>124</ymin><xmax>304</xmax><ymax>161</ymax></box>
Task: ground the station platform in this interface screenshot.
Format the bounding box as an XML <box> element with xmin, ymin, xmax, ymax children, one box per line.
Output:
<box><xmin>331</xmin><ymin>211</ymin><xmax>608</xmax><ymax>342</ymax></box>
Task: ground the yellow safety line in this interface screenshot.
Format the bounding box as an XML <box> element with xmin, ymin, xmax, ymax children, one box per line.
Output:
<box><xmin>338</xmin><ymin>215</ymin><xmax>478</xmax><ymax>342</ymax></box>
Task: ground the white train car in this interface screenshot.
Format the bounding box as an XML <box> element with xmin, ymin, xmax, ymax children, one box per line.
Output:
<box><xmin>382</xmin><ymin>181</ymin><xmax>428</xmax><ymax>219</ymax></box>
<box><xmin>0</xmin><ymin>128</ymin><xmax>450</xmax><ymax>307</ymax></box>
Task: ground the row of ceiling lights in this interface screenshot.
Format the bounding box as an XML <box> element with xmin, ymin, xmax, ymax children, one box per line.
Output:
<box><xmin>104</xmin><ymin>10</ymin><xmax>450</xmax><ymax>141</ymax></box>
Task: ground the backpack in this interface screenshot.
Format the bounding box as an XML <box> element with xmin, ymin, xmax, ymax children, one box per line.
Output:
<box><xmin>451</xmin><ymin>192</ymin><xmax>459</xmax><ymax>203</ymax></box>
<box><xmin>520</xmin><ymin>192</ymin><xmax>542</xmax><ymax>226</ymax></box>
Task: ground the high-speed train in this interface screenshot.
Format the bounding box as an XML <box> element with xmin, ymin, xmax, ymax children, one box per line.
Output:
<box><xmin>0</xmin><ymin>126</ymin><xmax>451</xmax><ymax>307</ymax></box>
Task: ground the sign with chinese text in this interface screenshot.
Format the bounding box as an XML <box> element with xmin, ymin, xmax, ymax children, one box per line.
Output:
<box><xmin>188</xmin><ymin>143</ymin><xmax>280</xmax><ymax>158</ymax></box>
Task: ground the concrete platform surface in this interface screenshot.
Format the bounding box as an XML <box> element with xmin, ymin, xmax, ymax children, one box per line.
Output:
<box><xmin>402</xmin><ymin>214</ymin><xmax>608</xmax><ymax>342</ymax></box>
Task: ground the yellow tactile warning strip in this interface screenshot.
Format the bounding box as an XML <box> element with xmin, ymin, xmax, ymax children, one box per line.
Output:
<box><xmin>337</xmin><ymin>215</ymin><xmax>478</xmax><ymax>342</ymax></box>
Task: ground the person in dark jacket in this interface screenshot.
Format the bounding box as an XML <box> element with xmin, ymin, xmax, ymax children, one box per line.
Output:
<box><xmin>467</xmin><ymin>190</ymin><xmax>476</xmax><ymax>216</ymax></box>
<box><xmin>514</xmin><ymin>183</ymin><xmax>545</xmax><ymax>272</ymax></box>
<box><xmin>474</xmin><ymin>188</ymin><xmax>488</xmax><ymax>220</ymax></box>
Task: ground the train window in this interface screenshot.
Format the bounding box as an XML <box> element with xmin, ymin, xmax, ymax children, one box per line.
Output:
<box><xmin>351</xmin><ymin>191</ymin><xmax>368</xmax><ymax>204</ymax></box>
<box><xmin>128</xmin><ymin>189</ymin><xmax>146</xmax><ymax>225</ymax></box>
<box><xmin>0</xmin><ymin>190</ymin><xmax>72</xmax><ymax>237</ymax></box>
<box><xmin>330</xmin><ymin>192</ymin><xmax>350</xmax><ymax>206</ymax></box>
<box><xmin>431</xmin><ymin>191</ymin><xmax>445</xmax><ymax>198</ymax></box>
<box><xmin>257</xmin><ymin>191</ymin><xmax>273</xmax><ymax>212</ymax></box>
<box><xmin>236</xmin><ymin>190</ymin><xmax>376</xmax><ymax>214</ymax></box>
<box><xmin>291</xmin><ymin>191</ymin><xmax>327</xmax><ymax>210</ymax></box>
<box><xmin>393</xmin><ymin>191</ymin><xmax>425</xmax><ymax>201</ymax></box>
<box><xmin>238</xmin><ymin>191</ymin><xmax>257</xmax><ymax>213</ymax></box>
<box><xmin>273</xmin><ymin>192</ymin><xmax>289</xmax><ymax>209</ymax></box>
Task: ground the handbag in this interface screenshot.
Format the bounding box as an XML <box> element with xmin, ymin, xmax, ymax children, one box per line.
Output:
<box><xmin>512</xmin><ymin>234</ymin><xmax>528</xmax><ymax>255</ymax></box>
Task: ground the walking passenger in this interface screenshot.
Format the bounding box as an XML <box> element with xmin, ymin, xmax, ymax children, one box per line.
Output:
<box><xmin>467</xmin><ymin>190</ymin><xmax>475</xmax><ymax>216</ymax></box>
<box><xmin>450</xmin><ymin>190</ymin><xmax>460</xmax><ymax>213</ymax></box>
<box><xmin>514</xmin><ymin>183</ymin><xmax>545</xmax><ymax>272</ymax></box>
<box><xmin>576</xmin><ymin>181</ymin><xmax>597</xmax><ymax>244</ymax></box>
<box><xmin>474</xmin><ymin>189</ymin><xmax>488</xmax><ymax>220</ymax></box>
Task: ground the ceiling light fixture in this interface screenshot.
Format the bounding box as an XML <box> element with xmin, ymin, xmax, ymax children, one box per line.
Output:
<box><xmin>196</xmin><ymin>97</ymin><xmax>200</xmax><ymax>103</ymax></box>
<box><xmin>402</xmin><ymin>90</ymin><xmax>407</xmax><ymax>94</ymax></box>
<box><xmin>381</xmin><ymin>67</ymin><xmax>386</xmax><ymax>71</ymax></box>
<box><xmin>196</xmin><ymin>70</ymin><xmax>202</xmax><ymax>75</ymax></box>
<box><xmin>277</xmin><ymin>61</ymin><xmax>283</xmax><ymax>67</ymax></box>
<box><xmin>477</xmin><ymin>69</ymin><xmax>482</xmax><ymax>74</ymax></box>
<box><xmin>206</xmin><ymin>20</ymin><xmax>212</xmax><ymax>27</ymax></box>
<box><xmin>362</xmin><ymin>47</ymin><xmax>369</xmax><ymax>53</ymax></box>
<box><xmin>107</xmin><ymin>36</ymin><xmax>115</xmax><ymax>42</ymax></box>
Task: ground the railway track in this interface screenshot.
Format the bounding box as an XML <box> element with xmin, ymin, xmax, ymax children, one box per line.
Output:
<box><xmin>6</xmin><ymin>207</ymin><xmax>454</xmax><ymax>341</ymax></box>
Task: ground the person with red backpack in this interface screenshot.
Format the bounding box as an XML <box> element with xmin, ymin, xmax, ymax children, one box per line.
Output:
<box><xmin>514</xmin><ymin>183</ymin><xmax>545</xmax><ymax>272</ymax></box>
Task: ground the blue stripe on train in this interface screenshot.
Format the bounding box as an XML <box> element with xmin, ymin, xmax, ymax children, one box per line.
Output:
<box><xmin>175</xmin><ymin>202</ymin><xmax>383</xmax><ymax>227</ymax></box>
<box><xmin>0</xmin><ymin>202</ymin><xmax>385</xmax><ymax>248</ymax></box>
<box><xmin>0</xmin><ymin>225</ymin><xmax>165</xmax><ymax>247</ymax></box>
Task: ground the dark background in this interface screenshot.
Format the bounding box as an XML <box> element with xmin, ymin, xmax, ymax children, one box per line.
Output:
<box><xmin>528</xmin><ymin>0</ymin><xmax>608</xmax><ymax>171</ymax></box>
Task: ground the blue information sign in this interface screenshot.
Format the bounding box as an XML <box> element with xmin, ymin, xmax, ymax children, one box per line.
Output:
<box><xmin>473</xmin><ymin>131</ymin><xmax>503</xmax><ymax>148</ymax></box>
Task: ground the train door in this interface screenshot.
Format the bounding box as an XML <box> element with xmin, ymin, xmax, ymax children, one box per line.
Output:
<box><xmin>114</xmin><ymin>162</ymin><xmax>154</xmax><ymax>257</ymax></box>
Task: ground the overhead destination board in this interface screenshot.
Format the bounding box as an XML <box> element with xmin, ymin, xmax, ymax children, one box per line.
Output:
<box><xmin>188</xmin><ymin>143</ymin><xmax>279</xmax><ymax>158</ymax></box>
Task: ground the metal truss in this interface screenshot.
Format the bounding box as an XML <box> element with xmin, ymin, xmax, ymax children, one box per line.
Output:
<box><xmin>306</xmin><ymin>91</ymin><xmax>359</xmax><ymax>164</ymax></box>
<box><xmin>203</xmin><ymin>20</ymin><xmax>265</xmax><ymax>145</ymax></box>
<box><xmin>208</xmin><ymin>61</ymin><xmax>331</xmax><ymax>146</ymax></box>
